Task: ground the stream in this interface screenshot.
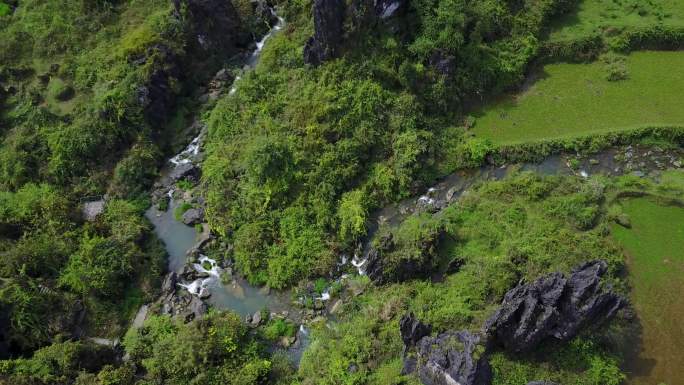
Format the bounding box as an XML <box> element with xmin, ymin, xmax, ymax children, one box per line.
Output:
<box><xmin>145</xmin><ymin>9</ymin><xmax>311</xmax><ymax>361</ymax></box>
<box><xmin>360</xmin><ymin>146</ymin><xmax>683</xmax><ymax>262</ymax></box>
<box><xmin>142</xmin><ymin>7</ymin><xmax>683</xmax><ymax>375</ymax></box>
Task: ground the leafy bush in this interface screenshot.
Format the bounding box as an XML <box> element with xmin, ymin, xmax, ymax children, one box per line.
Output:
<box><xmin>123</xmin><ymin>312</ymin><xmax>272</xmax><ymax>385</ymax></box>
<box><xmin>602</xmin><ymin>53</ymin><xmax>629</xmax><ymax>81</ymax></box>
<box><xmin>0</xmin><ymin>2</ymin><xmax>10</xmax><ymax>17</ymax></box>
<box><xmin>262</xmin><ymin>318</ymin><xmax>296</xmax><ymax>341</ymax></box>
<box><xmin>173</xmin><ymin>202</ymin><xmax>193</xmax><ymax>221</ymax></box>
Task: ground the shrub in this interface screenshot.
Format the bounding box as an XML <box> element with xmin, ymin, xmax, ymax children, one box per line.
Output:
<box><xmin>601</xmin><ymin>53</ymin><xmax>629</xmax><ymax>82</ymax></box>
<box><xmin>0</xmin><ymin>2</ymin><xmax>10</xmax><ymax>17</ymax></box>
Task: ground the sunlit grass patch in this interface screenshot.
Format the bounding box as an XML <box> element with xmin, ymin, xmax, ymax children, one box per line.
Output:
<box><xmin>471</xmin><ymin>51</ymin><xmax>684</xmax><ymax>144</ymax></box>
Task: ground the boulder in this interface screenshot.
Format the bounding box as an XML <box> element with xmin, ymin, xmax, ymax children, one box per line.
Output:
<box><xmin>251</xmin><ymin>310</ymin><xmax>262</xmax><ymax>327</ymax></box>
<box><xmin>252</xmin><ymin>0</ymin><xmax>279</xmax><ymax>28</ymax></box>
<box><xmin>182</xmin><ymin>208</ymin><xmax>204</xmax><ymax>225</ymax></box>
<box><xmin>169</xmin><ymin>162</ymin><xmax>200</xmax><ymax>182</ymax></box>
<box><xmin>82</xmin><ymin>199</ymin><xmax>105</xmax><ymax>222</ymax></box>
<box><xmin>303</xmin><ymin>0</ymin><xmax>346</xmax><ymax>66</ymax></box>
<box><xmin>162</xmin><ymin>272</ymin><xmax>178</xmax><ymax>295</ymax></box>
<box><xmin>484</xmin><ymin>260</ymin><xmax>625</xmax><ymax>353</ymax></box>
<box><xmin>399</xmin><ymin>312</ymin><xmax>432</xmax><ymax>347</ymax></box>
<box><xmin>414</xmin><ymin>330</ymin><xmax>492</xmax><ymax>385</ymax></box>
<box><xmin>181</xmin><ymin>264</ymin><xmax>199</xmax><ymax>281</ymax></box>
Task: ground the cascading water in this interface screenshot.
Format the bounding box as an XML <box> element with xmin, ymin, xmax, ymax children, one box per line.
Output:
<box><xmin>145</xmin><ymin>7</ymin><xmax>312</xmax><ymax>363</ymax></box>
<box><xmin>166</xmin><ymin>9</ymin><xmax>286</xmax><ymax>303</ymax></box>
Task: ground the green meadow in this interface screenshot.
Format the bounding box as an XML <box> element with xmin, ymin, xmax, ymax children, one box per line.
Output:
<box><xmin>471</xmin><ymin>51</ymin><xmax>684</xmax><ymax>144</ymax></box>
<box><xmin>549</xmin><ymin>0</ymin><xmax>684</xmax><ymax>41</ymax></box>
<box><xmin>612</xmin><ymin>197</ymin><xmax>684</xmax><ymax>385</ymax></box>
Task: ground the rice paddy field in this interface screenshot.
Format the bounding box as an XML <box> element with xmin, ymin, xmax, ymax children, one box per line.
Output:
<box><xmin>549</xmin><ymin>0</ymin><xmax>684</xmax><ymax>41</ymax></box>
<box><xmin>471</xmin><ymin>51</ymin><xmax>684</xmax><ymax>144</ymax></box>
<box><xmin>611</xmin><ymin>196</ymin><xmax>684</xmax><ymax>385</ymax></box>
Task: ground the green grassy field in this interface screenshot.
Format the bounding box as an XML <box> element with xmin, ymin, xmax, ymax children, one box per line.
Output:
<box><xmin>612</xmin><ymin>197</ymin><xmax>684</xmax><ymax>385</ymax></box>
<box><xmin>549</xmin><ymin>0</ymin><xmax>684</xmax><ymax>41</ymax></box>
<box><xmin>471</xmin><ymin>51</ymin><xmax>684</xmax><ymax>144</ymax></box>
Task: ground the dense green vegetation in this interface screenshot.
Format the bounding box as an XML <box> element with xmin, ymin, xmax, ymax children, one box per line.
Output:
<box><xmin>2</xmin><ymin>0</ymin><xmax>684</xmax><ymax>384</ymax></box>
<box><xmin>0</xmin><ymin>0</ymin><xmax>270</xmax><ymax>359</ymax></box>
<box><xmin>203</xmin><ymin>0</ymin><xmax>582</xmax><ymax>288</ymax></box>
<box><xmin>0</xmin><ymin>311</ymin><xmax>297</xmax><ymax>385</ymax></box>
<box><xmin>300</xmin><ymin>173</ymin><xmax>637</xmax><ymax>385</ymax></box>
<box><xmin>0</xmin><ymin>0</ymin><xmax>183</xmax><ymax>356</ymax></box>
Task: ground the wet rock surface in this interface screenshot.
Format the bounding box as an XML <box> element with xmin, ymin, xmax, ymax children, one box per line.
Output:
<box><xmin>168</xmin><ymin>162</ymin><xmax>201</xmax><ymax>182</ymax></box>
<box><xmin>158</xmin><ymin>271</ymin><xmax>208</xmax><ymax>323</ymax></box>
<box><xmin>303</xmin><ymin>0</ymin><xmax>346</xmax><ymax>66</ymax></box>
<box><xmin>484</xmin><ymin>260</ymin><xmax>625</xmax><ymax>353</ymax></box>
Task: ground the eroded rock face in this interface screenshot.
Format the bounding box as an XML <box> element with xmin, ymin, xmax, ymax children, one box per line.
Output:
<box><xmin>303</xmin><ymin>0</ymin><xmax>346</xmax><ymax>66</ymax></box>
<box><xmin>399</xmin><ymin>312</ymin><xmax>431</xmax><ymax>347</ymax></box>
<box><xmin>415</xmin><ymin>331</ymin><xmax>492</xmax><ymax>385</ymax></box>
<box><xmin>365</xmin><ymin>233</ymin><xmax>395</xmax><ymax>283</ymax></box>
<box><xmin>400</xmin><ymin>313</ymin><xmax>491</xmax><ymax>385</ymax></box>
<box><xmin>484</xmin><ymin>260</ymin><xmax>625</xmax><ymax>353</ymax></box>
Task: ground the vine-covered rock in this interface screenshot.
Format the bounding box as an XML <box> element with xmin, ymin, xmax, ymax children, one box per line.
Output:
<box><xmin>414</xmin><ymin>330</ymin><xmax>492</xmax><ymax>385</ymax></box>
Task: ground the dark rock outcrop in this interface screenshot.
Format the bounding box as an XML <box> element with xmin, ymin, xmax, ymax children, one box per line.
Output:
<box><xmin>414</xmin><ymin>331</ymin><xmax>492</xmax><ymax>385</ymax></box>
<box><xmin>399</xmin><ymin>312</ymin><xmax>431</xmax><ymax>347</ymax></box>
<box><xmin>366</xmin><ymin>228</ymin><xmax>443</xmax><ymax>284</ymax></box>
<box><xmin>400</xmin><ymin>314</ymin><xmax>491</xmax><ymax>385</ymax></box>
<box><xmin>303</xmin><ymin>0</ymin><xmax>346</xmax><ymax>66</ymax></box>
<box><xmin>484</xmin><ymin>260</ymin><xmax>625</xmax><ymax>353</ymax></box>
<box><xmin>365</xmin><ymin>233</ymin><xmax>395</xmax><ymax>283</ymax></box>
<box><xmin>143</xmin><ymin>67</ymin><xmax>178</xmax><ymax>126</ymax></box>
<box><xmin>181</xmin><ymin>0</ymin><xmax>252</xmax><ymax>54</ymax></box>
